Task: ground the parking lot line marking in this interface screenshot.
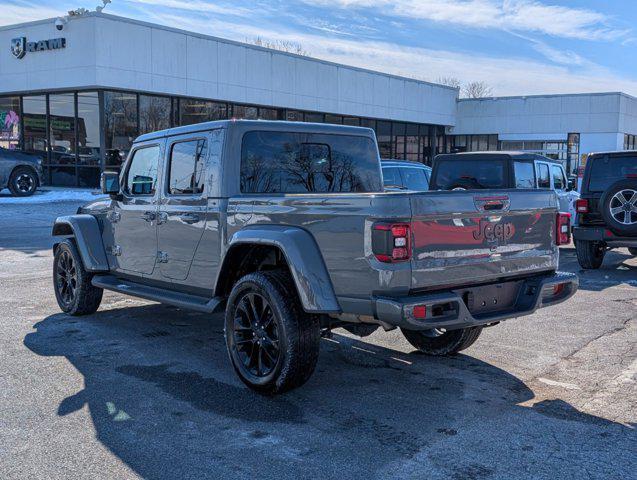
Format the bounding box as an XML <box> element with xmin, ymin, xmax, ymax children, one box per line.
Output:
<box><xmin>537</xmin><ymin>377</ymin><xmax>581</xmax><ymax>390</ymax></box>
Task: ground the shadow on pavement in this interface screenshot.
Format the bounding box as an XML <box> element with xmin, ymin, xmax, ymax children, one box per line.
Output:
<box><xmin>24</xmin><ymin>304</ymin><xmax>636</xmax><ymax>479</ymax></box>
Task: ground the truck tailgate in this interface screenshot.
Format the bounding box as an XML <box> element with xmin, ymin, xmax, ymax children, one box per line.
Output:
<box><xmin>409</xmin><ymin>190</ymin><xmax>558</xmax><ymax>290</ymax></box>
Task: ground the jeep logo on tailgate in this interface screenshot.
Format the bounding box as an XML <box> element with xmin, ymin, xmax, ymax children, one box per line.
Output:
<box><xmin>472</xmin><ymin>219</ymin><xmax>515</xmax><ymax>243</ymax></box>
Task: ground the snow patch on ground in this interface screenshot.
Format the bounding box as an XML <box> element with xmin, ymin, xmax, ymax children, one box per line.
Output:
<box><xmin>0</xmin><ymin>188</ymin><xmax>106</xmax><ymax>204</ymax></box>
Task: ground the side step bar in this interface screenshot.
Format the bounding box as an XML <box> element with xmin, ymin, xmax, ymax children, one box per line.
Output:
<box><xmin>92</xmin><ymin>274</ymin><xmax>223</xmax><ymax>314</ymax></box>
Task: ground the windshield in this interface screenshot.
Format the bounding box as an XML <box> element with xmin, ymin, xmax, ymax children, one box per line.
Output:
<box><xmin>588</xmin><ymin>156</ymin><xmax>637</xmax><ymax>192</ymax></box>
<box><xmin>433</xmin><ymin>159</ymin><xmax>507</xmax><ymax>190</ymax></box>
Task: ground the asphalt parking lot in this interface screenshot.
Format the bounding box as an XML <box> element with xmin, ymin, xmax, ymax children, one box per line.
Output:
<box><xmin>0</xmin><ymin>199</ymin><xmax>635</xmax><ymax>480</ymax></box>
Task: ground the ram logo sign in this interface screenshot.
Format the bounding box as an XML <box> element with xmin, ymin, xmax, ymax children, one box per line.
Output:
<box><xmin>11</xmin><ymin>37</ymin><xmax>66</xmax><ymax>59</ymax></box>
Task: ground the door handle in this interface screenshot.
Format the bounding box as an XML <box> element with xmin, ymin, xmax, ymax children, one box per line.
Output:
<box><xmin>179</xmin><ymin>213</ymin><xmax>200</xmax><ymax>224</ymax></box>
<box><xmin>141</xmin><ymin>211</ymin><xmax>156</xmax><ymax>222</ymax></box>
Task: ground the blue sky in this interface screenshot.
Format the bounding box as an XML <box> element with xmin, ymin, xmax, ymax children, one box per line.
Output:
<box><xmin>5</xmin><ymin>0</ymin><xmax>637</xmax><ymax>96</ymax></box>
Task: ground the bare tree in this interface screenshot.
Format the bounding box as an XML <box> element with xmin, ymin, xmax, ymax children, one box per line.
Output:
<box><xmin>436</xmin><ymin>76</ymin><xmax>462</xmax><ymax>89</ymax></box>
<box><xmin>462</xmin><ymin>81</ymin><xmax>493</xmax><ymax>99</ymax></box>
<box><xmin>250</xmin><ymin>37</ymin><xmax>310</xmax><ymax>56</ymax></box>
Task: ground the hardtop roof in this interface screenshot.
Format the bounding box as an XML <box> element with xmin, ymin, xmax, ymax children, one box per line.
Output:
<box><xmin>134</xmin><ymin>119</ymin><xmax>375</xmax><ymax>143</ymax></box>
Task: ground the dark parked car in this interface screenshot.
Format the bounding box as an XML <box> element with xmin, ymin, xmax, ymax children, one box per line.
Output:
<box><xmin>0</xmin><ymin>147</ymin><xmax>43</xmax><ymax>196</ymax></box>
<box><xmin>51</xmin><ymin>120</ymin><xmax>577</xmax><ymax>394</ymax></box>
<box><xmin>573</xmin><ymin>151</ymin><xmax>637</xmax><ymax>268</ymax></box>
<box><xmin>381</xmin><ymin>160</ymin><xmax>431</xmax><ymax>191</ymax></box>
<box><xmin>431</xmin><ymin>152</ymin><xmax>579</xmax><ymax>224</ymax></box>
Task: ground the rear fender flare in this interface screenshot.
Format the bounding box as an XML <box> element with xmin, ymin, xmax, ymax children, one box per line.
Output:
<box><xmin>52</xmin><ymin>215</ymin><xmax>109</xmax><ymax>272</ymax></box>
<box><xmin>221</xmin><ymin>225</ymin><xmax>340</xmax><ymax>314</ymax></box>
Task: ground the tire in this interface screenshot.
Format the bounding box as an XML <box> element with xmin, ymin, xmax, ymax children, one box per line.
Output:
<box><xmin>8</xmin><ymin>166</ymin><xmax>38</xmax><ymax>197</ymax></box>
<box><xmin>628</xmin><ymin>247</ymin><xmax>637</xmax><ymax>256</ymax></box>
<box><xmin>401</xmin><ymin>326</ymin><xmax>483</xmax><ymax>356</ymax></box>
<box><xmin>224</xmin><ymin>270</ymin><xmax>320</xmax><ymax>394</ymax></box>
<box><xmin>53</xmin><ymin>239</ymin><xmax>103</xmax><ymax>315</ymax></box>
<box><xmin>575</xmin><ymin>239</ymin><xmax>605</xmax><ymax>269</ymax></box>
<box><xmin>599</xmin><ymin>179</ymin><xmax>637</xmax><ymax>237</ymax></box>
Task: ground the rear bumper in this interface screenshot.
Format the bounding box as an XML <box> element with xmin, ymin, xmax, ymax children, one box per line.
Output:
<box><xmin>573</xmin><ymin>227</ymin><xmax>637</xmax><ymax>248</ymax></box>
<box><xmin>374</xmin><ymin>272</ymin><xmax>578</xmax><ymax>331</ymax></box>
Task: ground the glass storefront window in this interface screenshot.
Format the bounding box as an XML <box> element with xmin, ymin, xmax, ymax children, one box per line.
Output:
<box><xmin>180</xmin><ymin>99</ymin><xmax>227</xmax><ymax>126</ymax></box>
<box><xmin>325</xmin><ymin>114</ymin><xmax>342</xmax><ymax>125</ymax></box>
<box><xmin>49</xmin><ymin>93</ymin><xmax>77</xmax><ymax>186</ymax></box>
<box><xmin>0</xmin><ymin>97</ymin><xmax>21</xmax><ymax>150</ymax></box>
<box><xmin>232</xmin><ymin>105</ymin><xmax>258</xmax><ymax>119</ymax></box>
<box><xmin>104</xmin><ymin>91</ymin><xmax>138</xmax><ymax>170</ymax></box>
<box><xmin>77</xmin><ymin>92</ymin><xmax>101</xmax><ymax>168</ymax></box>
<box><xmin>304</xmin><ymin>112</ymin><xmax>324</xmax><ymax>123</ymax></box>
<box><xmin>405</xmin><ymin>124</ymin><xmax>418</xmax><ymax>161</ymax></box>
<box><xmin>392</xmin><ymin>122</ymin><xmax>406</xmax><ymax>159</ymax></box>
<box><xmin>258</xmin><ymin>108</ymin><xmax>278</xmax><ymax>120</ymax></box>
<box><xmin>286</xmin><ymin>110</ymin><xmax>303</xmax><ymax>122</ymax></box>
<box><xmin>22</xmin><ymin>95</ymin><xmax>48</xmax><ymax>173</ymax></box>
<box><xmin>139</xmin><ymin>94</ymin><xmax>171</xmax><ymax>135</ymax></box>
<box><xmin>343</xmin><ymin>117</ymin><xmax>360</xmax><ymax>126</ymax></box>
<box><xmin>376</xmin><ymin>121</ymin><xmax>391</xmax><ymax>159</ymax></box>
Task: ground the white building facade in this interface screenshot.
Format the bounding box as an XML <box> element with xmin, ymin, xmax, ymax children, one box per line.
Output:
<box><xmin>454</xmin><ymin>93</ymin><xmax>637</xmax><ymax>175</ymax></box>
<box><xmin>1</xmin><ymin>12</ymin><xmax>636</xmax><ymax>187</ymax></box>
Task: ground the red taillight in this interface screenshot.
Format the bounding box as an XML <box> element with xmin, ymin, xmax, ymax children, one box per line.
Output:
<box><xmin>556</xmin><ymin>213</ymin><xmax>571</xmax><ymax>245</ymax></box>
<box><xmin>372</xmin><ymin>222</ymin><xmax>412</xmax><ymax>263</ymax></box>
<box><xmin>575</xmin><ymin>199</ymin><xmax>589</xmax><ymax>214</ymax></box>
<box><xmin>553</xmin><ymin>283</ymin><xmax>565</xmax><ymax>296</ymax></box>
<box><xmin>412</xmin><ymin>305</ymin><xmax>427</xmax><ymax>320</ymax></box>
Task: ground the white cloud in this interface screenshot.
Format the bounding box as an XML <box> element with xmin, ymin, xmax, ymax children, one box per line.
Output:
<box><xmin>138</xmin><ymin>8</ymin><xmax>637</xmax><ymax>97</ymax></box>
<box><xmin>304</xmin><ymin>0</ymin><xmax>629</xmax><ymax>41</ymax></box>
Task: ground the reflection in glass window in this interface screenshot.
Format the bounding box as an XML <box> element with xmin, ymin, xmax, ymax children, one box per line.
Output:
<box><xmin>376</xmin><ymin>121</ymin><xmax>391</xmax><ymax>159</ymax></box>
<box><xmin>537</xmin><ymin>163</ymin><xmax>550</xmax><ymax>188</ymax></box>
<box><xmin>382</xmin><ymin>167</ymin><xmax>402</xmax><ymax>189</ymax></box>
<box><xmin>232</xmin><ymin>105</ymin><xmax>258</xmax><ymax>120</ymax></box>
<box><xmin>49</xmin><ymin>93</ymin><xmax>76</xmax><ymax>166</ymax></box>
<box><xmin>22</xmin><ymin>96</ymin><xmax>48</xmax><ymax>171</ymax></box>
<box><xmin>514</xmin><ymin>161</ymin><xmax>535</xmax><ymax>189</ymax></box>
<box><xmin>433</xmin><ymin>159</ymin><xmax>506</xmax><ymax>190</ymax></box>
<box><xmin>551</xmin><ymin>165</ymin><xmax>565</xmax><ymax>190</ymax></box>
<box><xmin>258</xmin><ymin>108</ymin><xmax>278</xmax><ymax>120</ymax></box>
<box><xmin>240</xmin><ymin>131</ymin><xmax>381</xmax><ymax>193</ymax></box>
<box><xmin>304</xmin><ymin>112</ymin><xmax>324</xmax><ymax>123</ymax></box>
<box><xmin>105</xmin><ymin>91</ymin><xmax>138</xmax><ymax>170</ymax></box>
<box><xmin>325</xmin><ymin>114</ymin><xmax>342</xmax><ymax>125</ymax></box>
<box><xmin>139</xmin><ymin>95</ymin><xmax>171</xmax><ymax>134</ymax></box>
<box><xmin>402</xmin><ymin>167</ymin><xmax>429</xmax><ymax>191</ymax></box>
<box><xmin>0</xmin><ymin>96</ymin><xmax>21</xmax><ymax>150</ymax></box>
<box><xmin>168</xmin><ymin>139</ymin><xmax>207</xmax><ymax>195</ymax></box>
<box><xmin>126</xmin><ymin>146</ymin><xmax>160</xmax><ymax>195</ymax></box>
<box><xmin>180</xmin><ymin>99</ymin><xmax>227</xmax><ymax>126</ymax></box>
<box><xmin>77</xmin><ymin>92</ymin><xmax>101</xmax><ymax>169</ymax></box>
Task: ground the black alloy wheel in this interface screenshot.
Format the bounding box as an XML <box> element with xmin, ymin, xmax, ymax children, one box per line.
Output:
<box><xmin>52</xmin><ymin>240</ymin><xmax>103</xmax><ymax>315</ymax></box>
<box><xmin>55</xmin><ymin>249</ymin><xmax>78</xmax><ymax>308</ymax></box>
<box><xmin>8</xmin><ymin>167</ymin><xmax>38</xmax><ymax>196</ymax></box>
<box><xmin>224</xmin><ymin>271</ymin><xmax>321</xmax><ymax>394</ymax></box>
<box><xmin>231</xmin><ymin>292</ymin><xmax>281</xmax><ymax>379</ymax></box>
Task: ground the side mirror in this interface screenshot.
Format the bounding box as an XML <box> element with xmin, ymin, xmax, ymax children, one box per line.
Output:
<box><xmin>101</xmin><ymin>171</ymin><xmax>121</xmax><ymax>198</ymax></box>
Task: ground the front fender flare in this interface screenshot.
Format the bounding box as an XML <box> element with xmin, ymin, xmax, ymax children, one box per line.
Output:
<box><xmin>52</xmin><ymin>215</ymin><xmax>109</xmax><ymax>272</ymax></box>
<box><xmin>223</xmin><ymin>225</ymin><xmax>341</xmax><ymax>314</ymax></box>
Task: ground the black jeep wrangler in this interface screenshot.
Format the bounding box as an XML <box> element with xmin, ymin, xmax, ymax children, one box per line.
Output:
<box><xmin>573</xmin><ymin>150</ymin><xmax>637</xmax><ymax>268</ymax></box>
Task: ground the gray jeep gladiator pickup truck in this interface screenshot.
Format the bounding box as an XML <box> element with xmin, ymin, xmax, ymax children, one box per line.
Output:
<box><xmin>52</xmin><ymin>120</ymin><xmax>578</xmax><ymax>394</ymax></box>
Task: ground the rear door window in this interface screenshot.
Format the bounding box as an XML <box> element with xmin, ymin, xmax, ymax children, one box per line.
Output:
<box><xmin>382</xmin><ymin>167</ymin><xmax>403</xmax><ymax>189</ymax></box>
<box><xmin>513</xmin><ymin>161</ymin><xmax>535</xmax><ymax>189</ymax></box>
<box><xmin>433</xmin><ymin>159</ymin><xmax>507</xmax><ymax>190</ymax></box>
<box><xmin>551</xmin><ymin>165</ymin><xmax>565</xmax><ymax>190</ymax></box>
<box><xmin>588</xmin><ymin>156</ymin><xmax>637</xmax><ymax>192</ymax></box>
<box><xmin>537</xmin><ymin>163</ymin><xmax>550</xmax><ymax>188</ymax></box>
<box><xmin>401</xmin><ymin>167</ymin><xmax>430</xmax><ymax>190</ymax></box>
<box><xmin>240</xmin><ymin>131</ymin><xmax>381</xmax><ymax>193</ymax></box>
<box><xmin>167</xmin><ymin>139</ymin><xmax>208</xmax><ymax>195</ymax></box>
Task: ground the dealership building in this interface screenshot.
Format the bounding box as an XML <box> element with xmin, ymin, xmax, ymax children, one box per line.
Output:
<box><xmin>1</xmin><ymin>12</ymin><xmax>636</xmax><ymax>187</ymax></box>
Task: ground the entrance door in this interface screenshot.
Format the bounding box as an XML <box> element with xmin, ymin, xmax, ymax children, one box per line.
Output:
<box><xmin>157</xmin><ymin>135</ymin><xmax>209</xmax><ymax>281</ymax></box>
<box><xmin>108</xmin><ymin>143</ymin><xmax>162</xmax><ymax>276</ymax></box>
